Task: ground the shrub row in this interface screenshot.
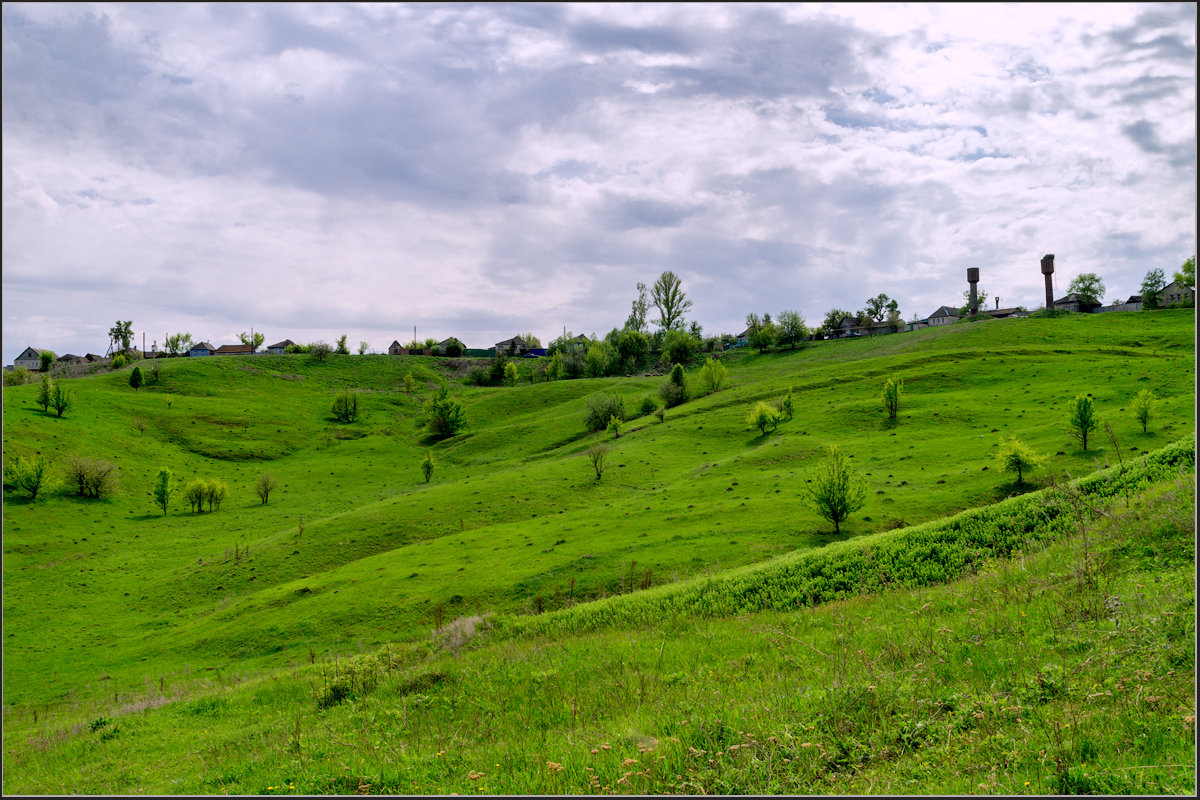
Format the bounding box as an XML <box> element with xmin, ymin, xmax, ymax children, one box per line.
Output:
<box><xmin>494</xmin><ymin>436</ymin><xmax>1195</xmax><ymax>639</ymax></box>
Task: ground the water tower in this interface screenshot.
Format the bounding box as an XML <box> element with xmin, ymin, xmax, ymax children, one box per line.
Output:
<box><xmin>1040</xmin><ymin>254</ymin><xmax>1055</xmax><ymax>309</ymax></box>
<box><xmin>966</xmin><ymin>268</ymin><xmax>980</xmax><ymax>316</ymax></box>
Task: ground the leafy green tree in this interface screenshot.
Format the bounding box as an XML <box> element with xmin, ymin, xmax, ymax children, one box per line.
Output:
<box><xmin>747</xmin><ymin>401</ymin><xmax>780</xmax><ymax>435</ymax></box>
<box><xmin>358</xmin><ymin>341</ymin><xmax>370</xmax><ymax>355</ymax></box>
<box><xmin>606</xmin><ymin>414</ymin><xmax>622</xmax><ymax>439</ymax></box>
<box><xmin>1067</xmin><ymin>273</ymin><xmax>1105</xmax><ymax>305</ymax></box>
<box><xmin>37</xmin><ymin>373</ymin><xmax>53</xmax><ymax>412</ymax></box>
<box><xmin>545</xmin><ymin>350</ymin><xmax>564</xmax><ymax>381</ymax></box>
<box><xmin>330</xmin><ymin>388</ymin><xmax>360</xmax><ymax>422</ymax></box>
<box><xmin>152</xmin><ymin>467</ymin><xmax>175</xmax><ymax>515</ymax></box>
<box><xmin>64</xmin><ymin>456</ymin><xmax>118</xmax><ymax>499</ymax></box>
<box><xmin>780</xmin><ymin>387</ymin><xmax>794</xmax><ymax>421</ymax></box>
<box><xmin>442</xmin><ymin>338</ymin><xmax>465</xmax><ymax>357</ymax></box>
<box><xmin>821</xmin><ymin>309</ymin><xmax>853</xmax><ymax>336</ymax></box>
<box><xmin>995</xmin><ymin>438</ymin><xmax>1044</xmax><ymax>486</ymax></box>
<box><xmin>1174</xmin><ymin>255</ymin><xmax>1195</xmax><ymax>290</ymax></box>
<box><xmin>165</xmin><ymin>332</ymin><xmax>194</xmax><ymax>356</ymax></box>
<box><xmin>584</xmin><ymin>341</ymin><xmax>615</xmax><ymax>377</ymax></box>
<box><xmin>688</xmin><ymin>320</ymin><xmax>704</xmax><ymax>340</ymax></box>
<box><xmin>1140</xmin><ymin>268</ymin><xmax>1167</xmax><ymax>309</ymax></box>
<box><xmin>613</xmin><ymin>328</ymin><xmax>650</xmax><ymax>373</ymax></box>
<box><xmin>109</xmin><ymin>320</ymin><xmax>134</xmax><ymax>354</ymax></box>
<box><xmin>4</xmin><ymin>366</ymin><xmax>32</xmax><ymax>387</ymax></box>
<box><xmin>651</xmin><ymin>270</ymin><xmax>693</xmax><ymax>331</ymax></box>
<box><xmin>50</xmin><ymin>384</ymin><xmax>73</xmax><ymax>418</ymax></box>
<box><xmin>255</xmin><ymin>472</ymin><xmax>278</xmax><ymax>505</ymax></box>
<box><xmin>777</xmin><ymin>310</ymin><xmax>808</xmax><ymax>349</ymax></box>
<box><xmin>1067</xmin><ymin>394</ymin><xmax>1099</xmax><ymax>450</ymax></box>
<box><xmin>335</xmin><ymin>335</ymin><xmax>350</xmax><ymax>355</ymax></box>
<box><xmin>184</xmin><ymin>479</ymin><xmax>207</xmax><ymax>513</ymax></box>
<box><xmin>309</xmin><ymin>341</ymin><xmax>332</xmax><ymax>362</ymax></box>
<box><xmin>421</xmin><ymin>451</ymin><xmax>435</xmax><ymax>483</ymax></box>
<box><xmin>864</xmin><ymin>293</ymin><xmax>899</xmax><ymax>322</ymax></box>
<box><xmin>659</xmin><ymin>363</ymin><xmax>688</xmax><ymax>408</ymax></box>
<box><xmin>661</xmin><ymin>328</ymin><xmax>699</xmax><ymax>366</ymax></box>
<box><xmin>586</xmin><ymin>442</ymin><xmax>609</xmax><ymax>480</ymax></box>
<box><xmin>130</xmin><ymin>365</ymin><xmax>144</xmax><ymax>391</ymax></box>
<box><xmin>238</xmin><ymin>331</ymin><xmax>265</xmax><ymax>352</ymax></box>
<box><xmin>204</xmin><ymin>479</ymin><xmax>227</xmax><ymax>512</ymax></box>
<box><xmin>881</xmin><ymin>375</ymin><xmax>903</xmax><ymax>419</ymax></box>
<box><xmin>403</xmin><ymin>373</ymin><xmax>417</xmax><ymax>394</ymax></box>
<box><xmin>39</xmin><ymin>350</ymin><xmax>56</xmax><ymax>373</ymax></box>
<box><xmin>885</xmin><ymin>308</ymin><xmax>903</xmax><ymax>332</ymax></box>
<box><xmin>110</xmin><ymin>354</ymin><xmax>127</xmax><ymax>370</ymax></box>
<box><xmin>503</xmin><ymin>361</ymin><xmax>519</xmax><ymax>386</ymax></box>
<box><xmin>517</xmin><ymin>332</ymin><xmax>543</xmax><ymax>348</ymax></box>
<box><xmin>9</xmin><ymin>454</ymin><xmax>51</xmax><ymax>500</ymax></box>
<box><xmin>1130</xmin><ymin>388</ymin><xmax>1156</xmax><ymax>433</ymax></box>
<box><xmin>625</xmin><ymin>282</ymin><xmax>649</xmax><ymax>332</ymax></box>
<box><xmin>698</xmin><ymin>357</ymin><xmax>727</xmax><ymax>395</ymax></box>
<box><xmin>422</xmin><ymin>386</ymin><xmax>467</xmax><ymax>439</ymax></box>
<box><xmin>804</xmin><ymin>445</ymin><xmax>867</xmax><ymax>535</ymax></box>
<box><xmin>745</xmin><ymin>312</ymin><xmax>778</xmax><ymax>353</ymax></box>
<box><xmin>584</xmin><ymin>393</ymin><xmax>625</xmax><ymax>433</ymax></box>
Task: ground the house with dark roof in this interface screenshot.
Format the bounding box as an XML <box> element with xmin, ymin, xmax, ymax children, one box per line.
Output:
<box><xmin>13</xmin><ymin>347</ymin><xmax>46</xmax><ymax>371</ymax></box>
<box><xmin>1159</xmin><ymin>280</ymin><xmax>1195</xmax><ymax>307</ymax></box>
<box><xmin>494</xmin><ymin>335</ymin><xmax>529</xmax><ymax>356</ymax></box>
<box><xmin>927</xmin><ymin>306</ymin><xmax>959</xmax><ymax>326</ymax></box>
<box><xmin>189</xmin><ymin>342</ymin><xmax>215</xmax><ymax>357</ymax></box>
<box><xmin>985</xmin><ymin>307</ymin><xmax>1025</xmax><ymax>319</ymax></box>
<box><xmin>1053</xmin><ymin>293</ymin><xmax>1102</xmax><ymax>313</ymax></box>
<box><xmin>215</xmin><ymin>344</ymin><xmax>254</xmax><ymax>356</ymax></box>
<box><xmin>84</xmin><ymin>353</ymin><xmax>108</xmax><ymax>363</ymax></box>
<box><xmin>56</xmin><ymin>353</ymin><xmax>85</xmax><ymax>366</ymax></box>
<box><xmin>388</xmin><ymin>340</ymin><xmax>405</xmax><ymax>355</ymax></box>
<box><xmin>266</xmin><ymin>339</ymin><xmax>296</xmax><ymax>354</ymax></box>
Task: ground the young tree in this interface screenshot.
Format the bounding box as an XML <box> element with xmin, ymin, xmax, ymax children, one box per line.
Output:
<box><xmin>613</xmin><ymin>328</ymin><xmax>650</xmax><ymax>373</ymax></box>
<box><xmin>517</xmin><ymin>332</ymin><xmax>543</xmax><ymax>348</ymax></box>
<box><xmin>335</xmin><ymin>335</ymin><xmax>350</xmax><ymax>355</ymax></box>
<box><xmin>1140</xmin><ymin>268</ymin><xmax>1167</xmax><ymax>309</ymax></box>
<box><xmin>804</xmin><ymin>445</ymin><xmax>867</xmax><ymax>535</ymax></box>
<box><xmin>109</xmin><ymin>320</ymin><xmax>134</xmax><ymax>354</ymax></box>
<box><xmin>39</xmin><ymin>350</ymin><xmax>56</xmax><ymax>373</ymax></box>
<box><xmin>184</xmin><ymin>479</ymin><xmax>207</xmax><ymax>513</ymax></box>
<box><xmin>421</xmin><ymin>451</ymin><xmax>435</xmax><ymax>483</ymax></box>
<box><xmin>309</xmin><ymin>341</ymin><xmax>332</xmax><ymax>362</ymax></box>
<box><xmin>745</xmin><ymin>312</ymin><xmax>778</xmax><ymax>353</ymax></box>
<box><xmin>130</xmin><ymin>365</ymin><xmax>144</xmax><ymax>391</ymax></box>
<box><xmin>152</xmin><ymin>467</ymin><xmax>176</xmax><ymax>515</ymax></box>
<box><xmin>255</xmin><ymin>471</ymin><xmax>278</xmax><ymax>505</ymax></box>
<box><xmin>697</xmin><ymin>357</ymin><xmax>727</xmax><ymax>394</ymax></box>
<box><xmin>37</xmin><ymin>373</ymin><xmax>53</xmax><ymax>412</ymax></box>
<box><xmin>864</xmin><ymin>293</ymin><xmax>899</xmax><ymax>322</ymax></box>
<box><xmin>957</xmin><ymin>288</ymin><xmax>990</xmax><ymax>317</ymax></box>
<box><xmin>545</xmin><ymin>349</ymin><xmax>564</xmax><ymax>381</ymax></box>
<box><xmin>9</xmin><ymin>454</ymin><xmax>51</xmax><ymax>500</ymax></box>
<box><xmin>502</xmin><ymin>361</ymin><xmax>519</xmax><ymax>386</ymax></box>
<box><xmin>660</xmin><ymin>328</ymin><xmax>699</xmax><ymax>365</ymax></box>
<box><xmin>238</xmin><ymin>331</ymin><xmax>266</xmax><ymax>352</ymax></box>
<box><xmin>885</xmin><ymin>308</ymin><xmax>903</xmax><ymax>332</ymax></box>
<box><xmin>1173</xmin><ymin>255</ymin><xmax>1195</xmax><ymax>290</ymax></box>
<box><xmin>606</xmin><ymin>414</ymin><xmax>622</xmax><ymax>439</ymax></box>
<box><xmin>1130</xmin><ymin>388</ymin><xmax>1156</xmax><ymax>433</ymax></box>
<box><xmin>881</xmin><ymin>375</ymin><xmax>903</xmax><ymax>419</ymax></box>
<box><xmin>659</xmin><ymin>363</ymin><xmax>688</xmax><ymax>408</ymax></box>
<box><xmin>995</xmin><ymin>438</ymin><xmax>1044</xmax><ymax>486</ymax></box>
<box><xmin>165</xmin><ymin>332</ymin><xmax>194</xmax><ymax>356</ymax></box>
<box><xmin>330</xmin><ymin>388</ymin><xmax>360</xmax><ymax>423</ymax></box>
<box><xmin>777</xmin><ymin>309</ymin><xmax>808</xmax><ymax>349</ymax></box>
<box><xmin>50</xmin><ymin>384</ymin><xmax>73</xmax><ymax>417</ymax></box>
<box><xmin>205</xmin><ymin>479</ymin><xmax>228</xmax><ymax>512</ymax></box>
<box><xmin>1067</xmin><ymin>394</ymin><xmax>1099</xmax><ymax>450</ymax></box>
<box><xmin>422</xmin><ymin>386</ymin><xmax>467</xmax><ymax>439</ymax></box>
<box><xmin>780</xmin><ymin>387</ymin><xmax>795</xmax><ymax>421</ymax></box>
<box><xmin>64</xmin><ymin>456</ymin><xmax>118</xmax><ymax>499</ymax></box>
<box><xmin>586</xmin><ymin>442</ymin><xmax>609</xmax><ymax>480</ymax></box>
<box><xmin>1067</xmin><ymin>273</ymin><xmax>1105</xmax><ymax>305</ymax></box>
<box><xmin>650</xmin><ymin>270</ymin><xmax>693</xmax><ymax>331</ymax></box>
<box><xmin>747</xmin><ymin>401</ymin><xmax>780</xmax><ymax>435</ymax></box>
<box><xmin>625</xmin><ymin>282</ymin><xmax>649</xmax><ymax>332</ymax></box>
<box><xmin>357</xmin><ymin>340</ymin><xmax>370</xmax><ymax>355</ymax></box>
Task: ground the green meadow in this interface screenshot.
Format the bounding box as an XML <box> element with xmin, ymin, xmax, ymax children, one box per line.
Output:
<box><xmin>2</xmin><ymin>309</ymin><xmax>1195</xmax><ymax>794</ymax></box>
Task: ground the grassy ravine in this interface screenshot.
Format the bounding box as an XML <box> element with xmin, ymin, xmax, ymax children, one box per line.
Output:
<box><xmin>2</xmin><ymin>310</ymin><xmax>1196</xmax><ymax>794</ymax></box>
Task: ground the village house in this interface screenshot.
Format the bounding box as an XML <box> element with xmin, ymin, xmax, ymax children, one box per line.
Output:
<box><xmin>13</xmin><ymin>347</ymin><xmax>46</xmax><ymax>371</ymax></box>
<box><xmin>56</xmin><ymin>353</ymin><xmax>86</xmax><ymax>366</ymax></box>
<box><xmin>214</xmin><ymin>343</ymin><xmax>254</xmax><ymax>356</ymax></box>
<box><xmin>189</xmin><ymin>341</ymin><xmax>215</xmax><ymax>357</ymax></box>
<box><xmin>1053</xmin><ymin>292</ymin><xmax>1102</xmax><ymax>313</ymax></box>
<box><xmin>266</xmin><ymin>339</ymin><xmax>296</xmax><ymax>355</ymax></box>
<box><xmin>927</xmin><ymin>306</ymin><xmax>959</xmax><ymax>326</ymax></box>
<box><xmin>494</xmin><ymin>335</ymin><xmax>529</xmax><ymax>357</ymax></box>
<box><xmin>1159</xmin><ymin>280</ymin><xmax>1195</xmax><ymax>307</ymax></box>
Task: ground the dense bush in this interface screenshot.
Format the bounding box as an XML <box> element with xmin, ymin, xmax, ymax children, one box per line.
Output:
<box><xmin>422</xmin><ymin>386</ymin><xmax>467</xmax><ymax>439</ymax></box>
<box><xmin>330</xmin><ymin>389</ymin><xmax>360</xmax><ymax>423</ymax></box>
<box><xmin>698</xmin><ymin>357</ymin><xmax>727</xmax><ymax>395</ymax></box>
<box><xmin>584</xmin><ymin>393</ymin><xmax>626</xmax><ymax>433</ymax></box>
<box><xmin>4</xmin><ymin>366</ymin><xmax>32</xmax><ymax>386</ymax></box>
<box><xmin>637</xmin><ymin>394</ymin><xmax>659</xmax><ymax>417</ymax></box>
<box><xmin>658</xmin><ymin>363</ymin><xmax>688</xmax><ymax>408</ymax></box>
<box><xmin>7</xmin><ymin>454</ymin><xmax>51</xmax><ymax>500</ymax></box>
<box><xmin>660</xmin><ymin>328</ymin><xmax>699</xmax><ymax>366</ymax></box>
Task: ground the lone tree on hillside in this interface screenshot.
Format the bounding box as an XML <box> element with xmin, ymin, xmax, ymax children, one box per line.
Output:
<box><xmin>422</xmin><ymin>386</ymin><xmax>467</xmax><ymax>439</ymax></box>
<box><xmin>37</xmin><ymin>374</ymin><xmax>53</xmax><ymax>412</ymax></box>
<box><xmin>50</xmin><ymin>384</ymin><xmax>73</xmax><ymax>418</ymax></box>
<box><xmin>1067</xmin><ymin>394</ymin><xmax>1100</xmax><ymax>450</ymax></box>
<box><xmin>152</xmin><ymin>467</ymin><xmax>176</xmax><ymax>515</ymax></box>
<box><xmin>747</xmin><ymin>400</ymin><xmax>780</xmax><ymax>435</ymax></box>
<box><xmin>1067</xmin><ymin>273</ymin><xmax>1105</xmax><ymax>305</ymax></box>
<box><xmin>330</xmin><ymin>388</ymin><xmax>359</xmax><ymax>423</ymax></box>
<box><xmin>130</xmin><ymin>365</ymin><xmax>144</xmax><ymax>391</ymax></box>
<box><xmin>586</xmin><ymin>442</ymin><xmax>609</xmax><ymax>480</ymax></box>
<box><xmin>335</xmin><ymin>335</ymin><xmax>350</xmax><ymax>355</ymax></box>
<box><xmin>238</xmin><ymin>331</ymin><xmax>265</xmax><ymax>352</ymax></box>
<box><xmin>995</xmin><ymin>438</ymin><xmax>1044</xmax><ymax>486</ymax></box>
<box><xmin>651</xmin><ymin>270</ymin><xmax>693</xmax><ymax>331</ymax></box>
<box><xmin>255</xmin><ymin>471</ymin><xmax>278</xmax><ymax>505</ymax></box>
<box><xmin>881</xmin><ymin>375</ymin><xmax>903</xmax><ymax>420</ymax></box>
<box><xmin>309</xmin><ymin>341</ymin><xmax>332</xmax><ymax>362</ymax></box>
<box><xmin>421</xmin><ymin>451</ymin><xmax>435</xmax><ymax>483</ymax></box>
<box><xmin>777</xmin><ymin>309</ymin><xmax>808</xmax><ymax>349</ymax></box>
<box><xmin>804</xmin><ymin>445</ymin><xmax>867</xmax><ymax>535</ymax></box>
<box><xmin>698</xmin><ymin>357</ymin><xmax>727</xmax><ymax>394</ymax></box>
<box><xmin>1130</xmin><ymin>388</ymin><xmax>1156</xmax><ymax>433</ymax></box>
<box><xmin>9</xmin><ymin>454</ymin><xmax>51</xmax><ymax>500</ymax></box>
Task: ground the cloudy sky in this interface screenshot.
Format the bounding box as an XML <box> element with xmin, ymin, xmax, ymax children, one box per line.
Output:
<box><xmin>3</xmin><ymin>2</ymin><xmax>1195</xmax><ymax>363</ymax></box>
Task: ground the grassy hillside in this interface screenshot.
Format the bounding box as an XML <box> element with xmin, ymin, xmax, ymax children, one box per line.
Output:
<box><xmin>2</xmin><ymin>310</ymin><xmax>1195</xmax><ymax>793</ymax></box>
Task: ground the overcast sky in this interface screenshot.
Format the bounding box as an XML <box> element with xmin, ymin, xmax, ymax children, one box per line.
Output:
<box><xmin>3</xmin><ymin>2</ymin><xmax>1195</xmax><ymax>363</ymax></box>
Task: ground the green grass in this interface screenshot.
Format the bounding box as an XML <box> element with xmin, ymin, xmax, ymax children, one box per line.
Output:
<box><xmin>2</xmin><ymin>310</ymin><xmax>1195</xmax><ymax>793</ymax></box>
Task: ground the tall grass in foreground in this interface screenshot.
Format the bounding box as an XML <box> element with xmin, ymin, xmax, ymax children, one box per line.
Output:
<box><xmin>2</xmin><ymin>443</ymin><xmax>1193</xmax><ymax>795</ymax></box>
